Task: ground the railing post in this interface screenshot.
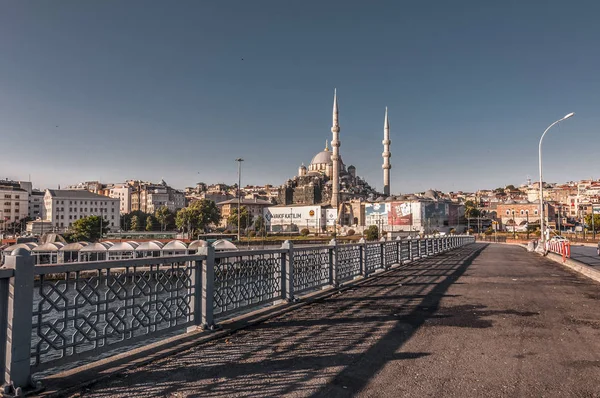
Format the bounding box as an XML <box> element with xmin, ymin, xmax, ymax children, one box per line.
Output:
<box><xmin>379</xmin><ymin>237</ymin><xmax>387</xmax><ymax>269</ymax></box>
<box><xmin>329</xmin><ymin>239</ymin><xmax>338</xmax><ymax>287</ymax></box>
<box><xmin>359</xmin><ymin>238</ymin><xmax>367</xmax><ymax>277</ymax></box>
<box><xmin>396</xmin><ymin>236</ymin><xmax>402</xmax><ymax>264</ymax></box>
<box><xmin>281</xmin><ymin>240</ymin><xmax>294</xmax><ymax>302</ymax></box>
<box><xmin>199</xmin><ymin>246</ymin><xmax>215</xmax><ymax>330</ymax></box>
<box><xmin>417</xmin><ymin>238</ymin><xmax>422</xmax><ymax>258</ymax></box>
<box><xmin>3</xmin><ymin>249</ymin><xmax>35</xmax><ymax>391</ymax></box>
<box><xmin>189</xmin><ymin>256</ymin><xmax>203</xmax><ymax>329</ymax></box>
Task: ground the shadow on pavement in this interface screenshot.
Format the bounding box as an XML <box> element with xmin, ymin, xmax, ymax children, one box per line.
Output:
<box><xmin>66</xmin><ymin>244</ymin><xmax>489</xmax><ymax>398</ymax></box>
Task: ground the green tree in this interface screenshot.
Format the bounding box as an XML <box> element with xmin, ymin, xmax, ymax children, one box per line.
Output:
<box><xmin>70</xmin><ymin>215</ymin><xmax>111</xmax><ymax>242</ymax></box>
<box><xmin>130</xmin><ymin>215</ymin><xmax>141</xmax><ymax>231</ymax></box>
<box><xmin>253</xmin><ymin>215</ymin><xmax>265</xmax><ymax>231</ymax></box>
<box><xmin>175</xmin><ymin>200</ymin><xmax>221</xmax><ymax>237</ymax></box>
<box><xmin>155</xmin><ymin>206</ymin><xmax>170</xmax><ymax>231</ymax></box>
<box><xmin>584</xmin><ymin>214</ymin><xmax>600</xmax><ymax>232</ymax></box>
<box><xmin>227</xmin><ymin>206</ymin><xmax>250</xmax><ymax>230</ymax></box>
<box><xmin>365</xmin><ymin>225</ymin><xmax>379</xmax><ymax>241</ymax></box>
<box><xmin>505</xmin><ymin>184</ymin><xmax>516</xmax><ymax>190</ymax></box>
<box><xmin>145</xmin><ymin>215</ymin><xmax>156</xmax><ymax>231</ymax></box>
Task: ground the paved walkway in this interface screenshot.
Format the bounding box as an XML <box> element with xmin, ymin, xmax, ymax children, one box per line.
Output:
<box><xmin>64</xmin><ymin>244</ymin><xmax>600</xmax><ymax>398</ymax></box>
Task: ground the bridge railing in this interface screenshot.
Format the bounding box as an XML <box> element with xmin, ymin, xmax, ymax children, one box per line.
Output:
<box><xmin>0</xmin><ymin>236</ymin><xmax>475</xmax><ymax>391</ymax></box>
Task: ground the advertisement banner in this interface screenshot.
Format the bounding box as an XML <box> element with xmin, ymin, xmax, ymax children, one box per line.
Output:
<box><xmin>422</xmin><ymin>202</ymin><xmax>449</xmax><ymax>228</ymax></box>
<box><xmin>264</xmin><ymin>206</ymin><xmax>322</xmax><ymax>229</ymax></box>
<box><xmin>593</xmin><ymin>206</ymin><xmax>600</xmax><ymax>215</ymax></box>
<box><xmin>326</xmin><ymin>209</ymin><xmax>337</xmax><ymax>226</ymax></box>
<box><xmin>388</xmin><ymin>202</ymin><xmax>413</xmax><ymax>226</ymax></box>
<box><xmin>364</xmin><ymin>203</ymin><xmax>387</xmax><ymax>226</ymax></box>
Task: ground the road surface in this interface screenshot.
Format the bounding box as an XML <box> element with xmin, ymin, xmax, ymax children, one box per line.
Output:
<box><xmin>61</xmin><ymin>244</ymin><xmax>600</xmax><ymax>398</ymax></box>
<box><xmin>569</xmin><ymin>245</ymin><xmax>600</xmax><ymax>267</ymax></box>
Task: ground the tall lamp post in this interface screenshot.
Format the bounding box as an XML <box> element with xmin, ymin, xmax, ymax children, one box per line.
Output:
<box><xmin>235</xmin><ymin>158</ymin><xmax>244</xmax><ymax>242</ymax></box>
<box><xmin>538</xmin><ymin>112</ymin><xmax>575</xmax><ymax>251</ymax></box>
<box><xmin>526</xmin><ymin>210</ymin><xmax>530</xmax><ymax>240</ymax></box>
<box><xmin>511</xmin><ymin>210</ymin><xmax>516</xmax><ymax>240</ymax></box>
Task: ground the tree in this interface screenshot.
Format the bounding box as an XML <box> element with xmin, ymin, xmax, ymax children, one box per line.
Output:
<box><xmin>253</xmin><ymin>215</ymin><xmax>265</xmax><ymax>231</ymax></box>
<box><xmin>155</xmin><ymin>206</ymin><xmax>171</xmax><ymax>231</ymax></box>
<box><xmin>176</xmin><ymin>200</ymin><xmax>221</xmax><ymax>238</ymax></box>
<box><xmin>146</xmin><ymin>215</ymin><xmax>156</xmax><ymax>231</ymax></box>
<box><xmin>505</xmin><ymin>184</ymin><xmax>516</xmax><ymax>191</ymax></box>
<box><xmin>130</xmin><ymin>215</ymin><xmax>141</xmax><ymax>231</ymax></box>
<box><xmin>70</xmin><ymin>215</ymin><xmax>111</xmax><ymax>242</ymax></box>
<box><xmin>584</xmin><ymin>214</ymin><xmax>600</xmax><ymax>232</ymax></box>
<box><xmin>365</xmin><ymin>225</ymin><xmax>379</xmax><ymax>241</ymax></box>
<box><xmin>227</xmin><ymin>206</ymin><xmax>250</xmax><ymax>230</ymax></box>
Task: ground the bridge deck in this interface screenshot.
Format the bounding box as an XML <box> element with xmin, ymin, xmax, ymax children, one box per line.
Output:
<box><xmin>58</xmin><ymin>244</ymin><xmax>600</xmax><ymax>397</ymax></box>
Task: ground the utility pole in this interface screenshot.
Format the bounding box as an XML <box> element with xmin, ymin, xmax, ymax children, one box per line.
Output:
<box><xmin>235</xmin><ymin>158</ymin><xmax>244</xmax><ymax>242</ymax></box>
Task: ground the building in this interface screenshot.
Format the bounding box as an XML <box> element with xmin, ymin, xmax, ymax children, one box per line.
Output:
<box><xmin>0</xmin><ymin>185</ymin><xmax>29</xmax><ymax>231</ymax></box>
<box><xmin>277</xmin><ymin>91</ymin><xmax>381</xmax><ymax>210</ymax></box>
<box><xmin>129</xmin><ymin>180</ymin><xmax>186</xmax><ymax>214</ymax></box>
<box><xmin>43</xmin><ymin>190</ymin><xmax>121</xmax><ymax>232</ymax></box>
<box><xmin>217</xmin><ymin>198</ymin><xmax>272</xmax><ymax>228</ymax></box>
<box><xmin>29</xmin><ymin>190</ymin><xmax>44</xmax><ymax>220</ymax></box>
<box><xmin>496</xmin><ymin>201</ymin><xmax>555</xmax><ymax>231</ymax></box>
<box><xmin>110</xmin><ymin>184</ymin><xmax>132</xmax><ymax>214</ymax></box>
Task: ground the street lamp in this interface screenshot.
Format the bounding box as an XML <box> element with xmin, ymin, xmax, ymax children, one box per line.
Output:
<box><xmin>526</xmin><ymin>210</ymin><xmax>530</xmax><ymax>240</ymax></box>
<box><xmin>235</xmin><ymin>158</ymin><xmax>244</xmax><ymax>242</ymax></box>
<box><xmin>538</xmin><ymin>112</ymin><xmax>575</xmax><ymax>251</ymax></box>
<box><xmin>511</xmin><ymin>209</ymin><xmax>516</xmax><ymax>240</ymax></box>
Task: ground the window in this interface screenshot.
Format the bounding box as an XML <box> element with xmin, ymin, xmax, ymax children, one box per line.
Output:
<box><xmin>56</xmin><ymin>215</ymin><xmax>59</xmax><ymax>220</ymax></box>
<box><xmin>3</xmin><ymin>202</ymin><xmax>9</xmax><ymax>206</ymax></box>
<box><xmin>534</xmin><ymin>210</ymin><xmax>539</xmax><ymax>215</ymax></box>
<box><xmin>520</xmin><ymin>210</ymin><xmax>524</xmax><ymax>215</ymax></box>
<box><xmin>111</xmin><ymin>215</ymin><xmax>114</xmax><ymax>220</ymax></box>
<box><xmin>505</xmin><ymin>210</ymin><xmax>510</xmax><ymax>215</ymax></box>
<box><xmin>69</xmin><ymin>215</ymin><xmax>72</xmax><ymax>220</ymax></box>
<box><xmin>4</xmin><ymin>195</ymin><xmax>10</xmax><ymax>199</ymax></box>
<box><xmin>80</xmin><ymin>208</ymin><xmax>83</xmax><ymax>212</ymax></box>
<box><xmin>61</xmin><ymin>215</ymin><xmax>64</xmax><ymax>219</ymax></box>
<box><xmin>85</xmin><ymin>208</ymin><xmax>87</xmax><ymax>212</ymax></box>
<box><xmin>15</xmin><ymin>195</ymin><xmax>19</xmax><ymax>199</ymax></box>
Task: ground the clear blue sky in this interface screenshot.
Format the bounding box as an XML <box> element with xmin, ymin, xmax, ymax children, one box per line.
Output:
<box><xmin>1</xmin><ymin>0</ymin><xmax>598</xmax><ymax>193</ymax></box>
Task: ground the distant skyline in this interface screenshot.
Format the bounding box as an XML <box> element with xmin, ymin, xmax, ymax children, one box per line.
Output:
<box><xmin>1</xmin><ymin>1</ymin><xmax>598</xmax><ymax>193</ymax></box>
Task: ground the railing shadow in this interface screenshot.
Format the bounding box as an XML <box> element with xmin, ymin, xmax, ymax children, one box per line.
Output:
<box><xmin>56</xmin><ymin>244</ymin><xmax>489</xmax><ymax>398</ymax></box>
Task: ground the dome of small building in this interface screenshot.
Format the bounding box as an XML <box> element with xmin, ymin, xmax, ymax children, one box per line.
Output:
<box><xmin>424</xmin><ymin>190</ymin><xmax>439</xmax><ymax>200</ymax></box>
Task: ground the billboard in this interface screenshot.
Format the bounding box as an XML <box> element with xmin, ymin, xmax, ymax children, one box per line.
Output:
<box><xmin>264</xmin><ymin>206</ymin><xmax>322</xmax><ymax>230</ymax></box>
<box><xmin>364</xmin><ymin>203</ymin><xmax>388</xmax><ymax>227</ymax></box>
<box><xmin>388</xmin><ymin>202</ymin><xmax>413</xmax><ymax>226</ymax></box>
<box><xmin>326</xmin><ymin>209</ymin><xmax>337</xmax><ymax>226</ymax></box>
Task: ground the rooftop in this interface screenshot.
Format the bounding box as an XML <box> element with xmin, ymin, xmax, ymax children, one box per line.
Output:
<box><xmin>216</xmin><ymin>198</ymin><xmax>272</xmax><ymax>206</ymax></box>
<box><xmin>46</xmin><ymin>189</ymin><xmax>119</xmax><ymax>200</ymax></box>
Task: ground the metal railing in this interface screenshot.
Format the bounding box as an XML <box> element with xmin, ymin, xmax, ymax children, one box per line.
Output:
<box><xmin>0</xmin><ymin>235</ymin><xmax>475</xmax><ymax>391</ymax></box>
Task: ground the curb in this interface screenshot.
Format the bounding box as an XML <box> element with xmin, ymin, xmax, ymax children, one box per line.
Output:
<box><xmin>544</xmin><ymin>252</ymin><xmax>600</xmax><ymax>284</ymax></box>
<box><xmin>39</xmin><ymin>245</ymin><xmax>475</xmax><ymax>397</ymax></box>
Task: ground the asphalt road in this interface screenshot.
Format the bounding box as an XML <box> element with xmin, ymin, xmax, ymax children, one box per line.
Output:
<box><xmin>570</xmin><ymin>245</ymin><xmax>600</xmax><ymax>267</ymax></box>
<box><xmin>64</xmin><ymin>244</ymin><xmax>600</xmax><ymax>398</ymax></box>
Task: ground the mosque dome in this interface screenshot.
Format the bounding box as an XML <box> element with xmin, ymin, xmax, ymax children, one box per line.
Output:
<box><xmin>310</xmin><ymin>150</ymin><xmax>344</xmax><ymax>166</ymax></box>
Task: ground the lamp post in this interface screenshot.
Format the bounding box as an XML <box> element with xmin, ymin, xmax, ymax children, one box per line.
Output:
<box><xmin>511</xmin><ymin>210</ymin><xmax>516</xmax><ymax>240</ymax></box>
<box><xmin>235</xmin><ymin>158</ymin><xmax>244</xmax><ymax>242</ymax></box>
<box><xmin>526</xmin><ymin>210</ymin><xmax>530</xmax><ymax>240</ymax></box>
<box><xmin>538</xmin><ymin>112</ymin><xmax>575</xmax><ymax>251</ymax></box>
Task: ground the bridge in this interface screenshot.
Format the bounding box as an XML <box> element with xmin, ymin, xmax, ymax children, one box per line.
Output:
<box><xmin>2</xmin><ymin>237</ymin><xmax>600</xmax><ymax>397</ymax></box>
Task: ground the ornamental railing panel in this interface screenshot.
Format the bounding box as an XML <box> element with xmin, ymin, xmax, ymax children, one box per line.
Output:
<box><xmin>31</xmin><ymin>258</ymin><xmax>197</xmax><ymax>372</ymax></box>
<box><xmin>213</xmin><ymin>251</ymin><xmax>284</xmax><ymax>318</ymax></box>
<box><xmin>399</xmin><ymin>240</ymin><xmax>410</xmax><ymax>262</ymax></box>
<box><xmin>293</xmin><ymin>246</ymin><xmax>331</xmax><ymax>294</ymax></box>
<box><xmin>384</xmin><ymin>242</ymin><xmax>398</xmax><ymax>266</ymax></box>
<box><xmin>336</xmin><ymin>244</ymin><xmax>362</xmax><ymax>282</ymax></box>
<box><xmin>365</xmin><ymin>243</ymin><xmax>382</xmax><ymax>273</ymax></box>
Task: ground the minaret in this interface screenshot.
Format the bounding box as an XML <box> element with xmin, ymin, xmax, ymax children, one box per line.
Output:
<box><xmin>382</xmin><ymin>107</ymin><xmax>391</xmax><ymax>196</ymax></box>
<box><xmin>330</xmin><ymin>89</ymin><xmax>341</xmax><ymax>209</ymax></box>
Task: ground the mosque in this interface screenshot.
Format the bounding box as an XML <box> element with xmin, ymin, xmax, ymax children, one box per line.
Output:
<box><xmin>276</xmin><ymin>90</ymin><xmax>391</xmax><ymax>211</ymax></box>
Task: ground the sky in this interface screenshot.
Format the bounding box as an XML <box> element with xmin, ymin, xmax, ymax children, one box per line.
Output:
<box><xmin>1</xmin><ymin>0</ymin><xmax>599</xmax><ymax>194</ymax></box>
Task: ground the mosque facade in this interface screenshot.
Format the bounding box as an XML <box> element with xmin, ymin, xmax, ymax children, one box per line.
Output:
<box><xmin>276</xmin><ymin>90</ymin><xmax>388</xmax><ymax>209</ymax></box>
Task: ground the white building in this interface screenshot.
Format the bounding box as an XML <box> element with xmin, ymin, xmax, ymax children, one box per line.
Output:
<box><xmin>44</xmin><ymin>190</ymin><xmax>121</xmax><ymax>232</ymax></box>
<box><xmin>110</xmin><ymin>184</ymin><xmax>132</xmax><ymax>214</ymax></box>
<box><xmin>29</xmin><ymin>190</ymin><xmax>44</xmax><ymax>220</ymax></box>
<box><xmin>0</xmin><ymin>185</ymin><xmax>29</xmax><ymax>228</ymax></box>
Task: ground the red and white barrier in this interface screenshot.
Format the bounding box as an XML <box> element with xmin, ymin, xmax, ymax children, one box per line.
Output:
<box><xmin>546</xmin><ymin>240</ymin><xmax>571</xmax><ymax>262</ymax></box>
